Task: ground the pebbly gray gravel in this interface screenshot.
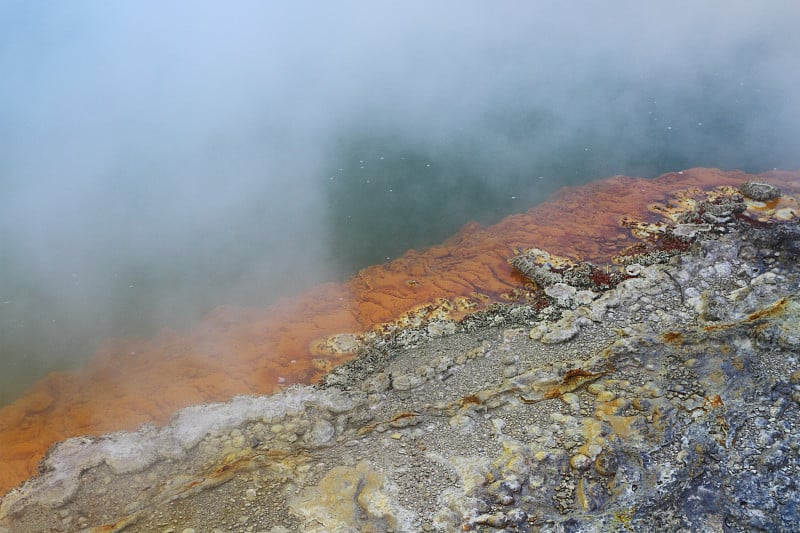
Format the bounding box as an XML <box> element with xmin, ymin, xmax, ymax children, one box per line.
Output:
<box><xmin>2</xmin><ymin>188</ymin><xmax>800</xmax><ymax>533</ymax></box>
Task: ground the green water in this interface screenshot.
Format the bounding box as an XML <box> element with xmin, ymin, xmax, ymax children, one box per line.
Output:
<box><xmin>322</xmin><ymin>79</ymin><xmax>794</xmax><ymax>273</ymax></box>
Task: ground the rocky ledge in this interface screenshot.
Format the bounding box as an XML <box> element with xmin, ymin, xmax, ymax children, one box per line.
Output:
<box><xmin>2</xmin><ymin>183</ymin><xmax>800</xmax><ymax>532</ymax></box>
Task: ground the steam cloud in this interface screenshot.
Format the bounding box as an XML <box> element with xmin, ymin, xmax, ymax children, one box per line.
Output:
<box><xmin>1</xmin><ymin>1</ymin><xmax>799</xmax><ymax>403</ymax></box>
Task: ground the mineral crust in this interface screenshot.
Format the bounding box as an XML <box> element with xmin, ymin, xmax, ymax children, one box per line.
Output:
<box><xmin>2</xmin><ymin>169</ymin><xmax>798</xmax><ymax>497</ymax></box>
<box><xmin>2</xmin><ymin>176</ymin><xmax>800</xmax><ymax>532</ymax></box>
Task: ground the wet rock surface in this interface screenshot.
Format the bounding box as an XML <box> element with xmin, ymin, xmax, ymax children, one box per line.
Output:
<box><xmin>2</xmin><ymin>189</ymin><xmax>800</xmax><ymax>532</ymax></box>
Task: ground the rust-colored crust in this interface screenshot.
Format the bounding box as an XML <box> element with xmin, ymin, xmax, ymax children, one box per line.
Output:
<box><xmin>1</xmin><ymin>167</ymin><xmax>798</xmax><ymax>496</ymax></box>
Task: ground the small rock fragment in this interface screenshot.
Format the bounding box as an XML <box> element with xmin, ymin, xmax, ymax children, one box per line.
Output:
<box><xmin>739</xmin><ymin>181</ymin><xmax>781</xmax><ymax>201</ymax></box>
<box><xmin>391</xmin><ymin>374</ymin><xmax>423</xmax><ymax>391</ymax></box>
<box><xmin>569</xmin><ymin>453</ymin><xmax>591</xmax><ymax>471</ymax></box>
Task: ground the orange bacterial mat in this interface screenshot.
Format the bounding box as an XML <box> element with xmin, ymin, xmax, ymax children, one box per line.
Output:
<box><xmin>1</xmin><ymin>167</ymin><xmax>798</xmax><ymax>496</ymax></box>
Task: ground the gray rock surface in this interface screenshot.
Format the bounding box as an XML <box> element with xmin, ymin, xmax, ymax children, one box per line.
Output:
<box><xmin>1</xmin><ymin>202</ymin><xmax>799</xmax><ymax>532</ymax></box>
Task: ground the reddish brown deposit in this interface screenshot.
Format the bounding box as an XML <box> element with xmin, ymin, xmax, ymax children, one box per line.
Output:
<box><xmin>1</xmin><ymin>168</ymin><xmax>798</xmax><ymax>496</ymax></box>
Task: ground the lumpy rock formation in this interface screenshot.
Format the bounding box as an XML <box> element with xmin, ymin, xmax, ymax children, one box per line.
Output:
<box><xmin>2</xmin><ymin>168</ymin><xmax>800</xmax><ymax>532</ymax></box>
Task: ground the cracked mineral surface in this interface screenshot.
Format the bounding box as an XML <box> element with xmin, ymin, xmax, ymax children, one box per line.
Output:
<box><xmin>1</xmin><ymin>168</ymin><xmax>797</xmax><ymax>498</ymax></box>
<box><xmin>2</xmin><ymin>177</ymin><xmax>800</xmax><ymax>532</ymax></box>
